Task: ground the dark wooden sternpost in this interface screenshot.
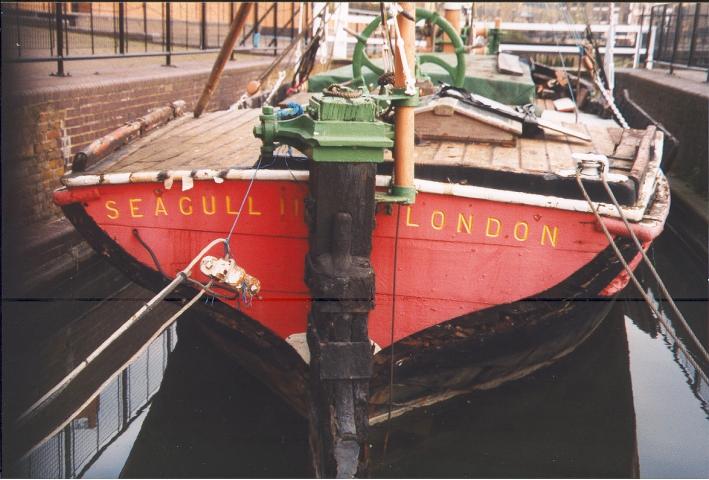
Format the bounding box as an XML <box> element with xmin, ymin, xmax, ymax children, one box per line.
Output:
<box><xmin>254</xmin><ymin>77</ymin><xmax>394</xmax><ymax>480</ymax></box>
<box><xmin>305</xmin><ymin>161</ymin><xmax>376</xmax><ymax>478</ymax></box>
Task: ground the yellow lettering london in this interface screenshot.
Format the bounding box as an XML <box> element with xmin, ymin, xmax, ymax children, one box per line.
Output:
<box><xmin>541</xmin><ymin>225</ymin><xmax>558</xmax><ymax>247</ymax></box>
<box><xmin>485</xmin><ymin>217</ymin><xmax>501</xmax><ymax>237</ymax></box>
<box><xmin>405</xmin><ymin>206</ymin><xmax>419</xmax><ymax>227</ymax></box>
<box><xmin>456</xmin><ymin>213</ymin><xmax>473</xmax><ymax>234</ymax></box>
<box><xmin>513</xmin><ymin>221</ymin><xmax>529</xmax><ymax>241</ymax></box>
<box><xmin>431</xmin><ymin>210</ymin><xmax>446</xmax><ymax>230</ymax></box>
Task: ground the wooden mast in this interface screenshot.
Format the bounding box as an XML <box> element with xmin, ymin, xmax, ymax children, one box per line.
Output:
<box><xmin>193</xmin><ymin>3</ymin><xmax>253</xmax><ymax>118</ymax></box>
<box><xmin>393</xmin><ymin>2</ymin><xmax>416</xmax><ymax>196</ymax></box>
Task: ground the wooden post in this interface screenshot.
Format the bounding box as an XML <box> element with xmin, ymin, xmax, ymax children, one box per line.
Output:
<box><xmin>306</xmin><ymin>162</ymin><xmax>376</xmax><ymax>478</ymax></box>
<box><xmin>393</xmin><ymin>2</ymin><xmax>416</xmax><ymax>194</ymax></box>
<box><xmin>194</xmin><ymin>2</ymin><xmax>254</xmax><ymax>118</ymax></box>
<box><xmin>443</xmin><ymin>3</ymin><xmax>462</xmax><ymax>53</ymax></box>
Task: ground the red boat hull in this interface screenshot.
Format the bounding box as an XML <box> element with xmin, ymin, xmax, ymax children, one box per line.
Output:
<box><xmin>56</xmin><ymin>179</ymin><xmax>625</xmax><ymax>349</ymax></box>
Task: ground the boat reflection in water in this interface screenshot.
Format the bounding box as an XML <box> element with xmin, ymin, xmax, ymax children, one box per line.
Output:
<box><xmin>119</xmin><ymin>299</ymin><xmax>636</xmax><ymax>478</ymax></box>
<box><xmin>368</xmin><ymin>302</ymin><xmax>639</xmax><ymax>478</ymax></box>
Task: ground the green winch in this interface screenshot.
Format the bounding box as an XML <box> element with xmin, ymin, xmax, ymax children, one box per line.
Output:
<box><xmin>254</xmin><ymin>88</ymin><xmax>394</xmax><ymax>163</ymax></box>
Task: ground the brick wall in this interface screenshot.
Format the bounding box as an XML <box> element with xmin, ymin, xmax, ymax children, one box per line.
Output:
<box><xmin>2</xmin><ymin>61</ymin><xmax>267</xmax><ymax>231</ymax></box>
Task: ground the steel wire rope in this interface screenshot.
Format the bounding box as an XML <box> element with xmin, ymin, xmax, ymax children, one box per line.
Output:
<box><xmin>224</xmin><ymin>155</ymin><xmax>263</xmax><ymax>258</ymax></box>
<box><xmin>598</xmin><ymin>169</ymin><xmax>709</xmax><ymax>363</ymax></box>
<box><xmin>383</xmin><ymin>203</ymin><xmax>402</xmax><ymax>456</ymax></box>
<box><xmin>16</xmin><ymin>236</ymin><xmax>226</xmax><ymax>424</ymax></box>
<box><xmin>575</xmin><ymin>168</ymin><xmax>709</xmax><ymax>364</ymax></box>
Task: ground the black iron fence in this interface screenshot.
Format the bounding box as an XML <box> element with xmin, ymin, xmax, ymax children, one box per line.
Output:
<box><xmin>10</xmin><ymin>324</ymin><xmax>177</xmax><ymax>478</ymax></box>
<box><xmin>643</xmin><ymin>2</ymin><xmax>709</xmax><ymax>78</ymax></box>
<box><xmin>1</xmin><ymin>2</ymin><xmax>308</xmax><ymax>76</ymax></box>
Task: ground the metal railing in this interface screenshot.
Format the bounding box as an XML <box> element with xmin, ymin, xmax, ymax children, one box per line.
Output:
<box><xmin>10</xmin><ymin>324</ymin><xmax>177</xmax><ymax>479</ymax></box>
<box><xmin>643</xmin><ymin>2</ymin><xmax>709</xmax><ymax>79</ymax></box>
<box><xmin>1</xmin><ymin>2</ymin><xmax>305</xmax><ymax>76</ymax></box>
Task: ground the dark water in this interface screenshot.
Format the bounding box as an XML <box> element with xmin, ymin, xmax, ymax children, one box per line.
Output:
<box><xmin>3</xmin><ymin>228</ymin><xmax>708</xmax><ymax>478</ymax></box>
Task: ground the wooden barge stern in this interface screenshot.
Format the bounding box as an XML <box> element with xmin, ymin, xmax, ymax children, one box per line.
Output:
<box><xmin>51</xmin><ymin>76</ymin><xmax>669</xmax><ymax>478</ymax></box>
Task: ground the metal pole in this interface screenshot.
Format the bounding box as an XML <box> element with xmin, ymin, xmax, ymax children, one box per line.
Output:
<box><xmin>54</xmin><ymin>2</ymin><xmax>65</xmax><ymax>76</ymax></box>
<box><xmin>291</xmin><ymin>1</ymin><xmax>295</xmax><ymax>39</ymax></box>
<box><xmin>688</xmin><ymin>3</ymin><xmax>700</xmax><ymax>67</ymax></box>
<box><xmin>15</xmin><ymin>2</ymin><xmax>21</xmax><ymax>57</ymax></box>
<box><xmin>669</xmin><ymin>3</ymin><xmax>683</xmax><ymax>74</ymax></box>
<box><xmin>646</xmin><ymin>6</ymin><xmax>655</xmax><ymax>68</ymax></box>
<box><xmin>90</xmin><ymin>3</ymin><xmax>95</xmax><ymax>54</ymax></box>
<box><xmin>633</xmin><ymin>6</ymin><xmax>645</xmax><ymax>68</ymax></box>
<box><xmin>230</xmin><ymin>2</ymin><xmax>236</xmax><ymax>60</ymax></box>
<box><xmin>64</xmin><ymin>4</ymin><xmax>69</xmax><ymax>56</ymax></box>
<box><xmin>647</xmin><ymin>25</ymin><xmax>657</xmax><ymax>69</ymax></box>
<box><xmin>273</xmin><ymin>2</ymin><xmax>278</xmax><ymax>55</ymax></box>
<box><xmin>143</xmin><ymin>2</ymin><xmax>148</xmax><ymax>52</ymax></box>
<box><xmin>194</xmin><ymin>2</ymin><xmax>254</xmax><ymax>118</ymax></box>
<box><xmin>200</xmin><ymin>1</ymin><xmax>207</xmax><ymax>49</ymax></box>
<box><xmin>121</xmin><ymin>369</ymin><xmax>130</xmax><ymax>429</ymax></box>
<box><xmin>165</xmin><ymin>2</ymin><xmax>172</xmax><ymax>66</ymax></box>
<box><xmin>48</xmin><ymin>1</ymin><xmax>54</xmax><ymax>57</ymax></box>
<box><xmin>113</xmin><ymin>2</ymin><xmax>117</xmax><ymax>53</ymax></box>
<box><xmin>305</xmin><ymin>2</ymin><xmax>309</xmax><ymax>43</ymax></box>
<box><xmin>63</xmin><ymin>424</ymin><xmax>73</xmax><ymax>478</ymax></box>
<box><xmin>657</xmin><ymin>4</ymin><xmax>667</xmax><ymax>61</ymax></box>
<box><xmin>119</xmin><ymin>2</ymin><xmax>126</xmax><ymax>54</ymax></box>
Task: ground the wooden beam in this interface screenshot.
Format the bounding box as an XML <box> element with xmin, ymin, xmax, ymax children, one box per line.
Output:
<box><xmin>194</xmin><ymin>3</ymin><xmax>254</xmax><ymax>118</ymax></box>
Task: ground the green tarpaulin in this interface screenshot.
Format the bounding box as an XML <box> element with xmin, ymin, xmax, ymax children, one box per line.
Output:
<box><xmin>308</xmin><ymin>54</ymin><xmax>536</xmax><ymax>106</ymax></box>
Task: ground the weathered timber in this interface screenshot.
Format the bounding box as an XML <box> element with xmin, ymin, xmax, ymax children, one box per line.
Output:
<box><xmin>305</xmin><ymin>163</ymin><xmax>376</xmax><ymax>478</ymax></box>
<box><xmin>193</xmin><ymin>3</ymin><xmax>254</xmax><ymax>118</ymax></box>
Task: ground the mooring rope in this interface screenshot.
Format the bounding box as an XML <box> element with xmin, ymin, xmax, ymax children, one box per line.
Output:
<box><xmin>598</xmin><ymin>168</ymin><xmax>709</xmax><ymax>363</ymax></box>
<box><xmin>16</xmin><ymin>238</ymin><xmax>227</xmax><ymax>424</ymax></box>
<box><xmin>575</xmin><ymin>167</ymin><xmax>709</xmax><ymax>363</ymax></box>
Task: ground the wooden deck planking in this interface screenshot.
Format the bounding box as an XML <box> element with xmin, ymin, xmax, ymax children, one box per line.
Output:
<box><xmin>613</xmin><ymin>129</ymin><xmax>643</xmax><ymax>159</ymax></box>
<box><xmin>102</xmin><ymin>110</ymin><xmax>252</xmax><ymax>173</ymax></box>
<box><xmin>491</xmin><ymin>142</ymin><xmax>521</xmax><ymax>170</ymax></box>
<box><xmin>414</xmin><ymin>142</ymin><xmax>441</xmax><ymax>164</ymax></box>
<box><xmin>544</xmin><ymin>134</ymin><xmax>574</xmax><ymax>171</ymax></box>
<box><xmin>433</xmin><ymin>142</ymin><xmax>467</xmax><ymax>165</ymax></box>
<box><xmin>519</xmin><ymin>138</ymin><xmax>548</xmax><ymax>171</ymax></box>
<box><xmin>585</xmin><ymin>124</ymin><xmax>617</xmax><ymax>157</ymax></box>
<box><xmin>87</xmin><ymin>106</ymin><xmax>637</xmax><ymax>181</ymax></box>
<box><xmin>463</xmin><ymin>143</ymin><xmax>494</xmax><ymax>166</ymax></box>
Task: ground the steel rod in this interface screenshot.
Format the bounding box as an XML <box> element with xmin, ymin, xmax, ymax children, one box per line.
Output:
<box><xmin>54</xmin><ymin>2</ymin><xmax>64</xmax><ymax>76</ymax></box>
